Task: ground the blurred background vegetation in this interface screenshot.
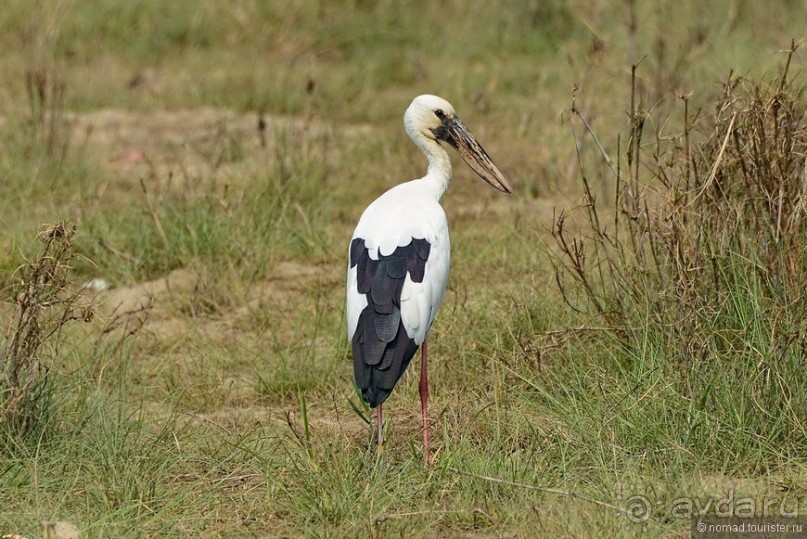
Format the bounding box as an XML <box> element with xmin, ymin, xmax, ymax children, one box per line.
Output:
<box><xmin>0</xmin><ymin>1</ymin><xmax>804</xmax><ymax>537</ymax></box>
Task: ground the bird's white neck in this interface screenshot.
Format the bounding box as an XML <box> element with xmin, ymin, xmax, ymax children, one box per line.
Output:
<box><xmin>415</xmin><ymin>137</ymin><xmax>453</xmax><ymax>201</ymax></box>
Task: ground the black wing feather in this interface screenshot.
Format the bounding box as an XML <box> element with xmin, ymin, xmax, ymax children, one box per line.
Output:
<box><xmin>349</xmin><ymin>237</ymin><xmax>430</xmax><ymax>407</ymax></box>
<box><xmin>385</xmin><ymin>255</ymin><xmax>407</xmax><ymax>279</ymax></box>
<box><xmin>374</xmin><ymin>309</ymin><xmax>400</xmax><ymax>342</ymax></box>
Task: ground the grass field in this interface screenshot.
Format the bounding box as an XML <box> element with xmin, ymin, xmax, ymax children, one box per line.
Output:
<box><xmin>1</xmin><ymin>1</ymin><xmax>805</xmax><ymax>537</ymax></box>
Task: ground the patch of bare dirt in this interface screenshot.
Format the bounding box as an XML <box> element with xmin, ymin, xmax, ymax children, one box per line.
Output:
<box><xmin>89</xmin><ymin>260</ymin><xmax>336</xmax><ymax>354</ymax></box>
<box><xmin>225</xmin><ymin>261</ymin><xmax>325</xmax><ymax>319</ymax></box>
<box><xmin>68</xmin><ymin>107</ymin><xmax>374</xmax><ymax>194</ymax></box>
<box><xmin>192</xmin><ymin>399</ymin><xmax>368</xmax><ymax>446</ymax></box>
<box><xmin>103</xmin><ymin>267</ymin><xmax>200</xmax><ymax>314</ymax></box>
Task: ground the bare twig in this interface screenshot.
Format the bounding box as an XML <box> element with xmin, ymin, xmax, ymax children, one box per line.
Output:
<box><xmin>686</xmin><ymin>111</ymin><xmax>737</xmax><ymax>208</ymax></box>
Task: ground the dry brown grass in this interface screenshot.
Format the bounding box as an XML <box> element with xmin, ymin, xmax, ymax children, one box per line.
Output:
<box><xmin>1</xmin><ymin>2</ymin><xmax>805</xmax><ymax>537</ymax></box>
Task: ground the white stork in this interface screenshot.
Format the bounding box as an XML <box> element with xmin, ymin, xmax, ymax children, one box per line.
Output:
<box><xmin>346</xmin><ymin>94</ymin><xmax>512</xmax><ymax>464</ymax></box>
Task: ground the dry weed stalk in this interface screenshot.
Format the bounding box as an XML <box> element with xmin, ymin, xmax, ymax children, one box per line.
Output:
<box><xmin>23</xmin><ymin>0</ymin><xmax>72</xmax><ymax>159</ymax></box>
<box><xmin>25</xmin><ymin>67</ymin><xmax>68</xmax><ymax>159</ymax></box>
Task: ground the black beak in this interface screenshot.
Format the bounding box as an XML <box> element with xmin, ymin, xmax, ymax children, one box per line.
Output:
<box><xmin>432</xmin><ymin>116</ymin><xmax>513</xmax><ymax>194</ymax></box>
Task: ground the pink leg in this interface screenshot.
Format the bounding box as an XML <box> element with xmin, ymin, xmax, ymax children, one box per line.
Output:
<box><xmin>419</xmin><ymin>339</ymin><xmax>430</xmax><ymax>465</ymax></box>
<box><xmin>376</xmin><ymin>403</ymin><xmax>383</xmax><ymax>446</ymax></box>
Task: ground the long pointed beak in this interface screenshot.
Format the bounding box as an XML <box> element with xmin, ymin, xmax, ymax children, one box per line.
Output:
<box><xmin>445</xmin><ymin>116</ymin><xmax>513</xmax><ymax>194</ymax></box>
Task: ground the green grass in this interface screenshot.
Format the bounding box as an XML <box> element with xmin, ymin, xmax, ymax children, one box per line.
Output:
<box><xmin>1</xmin><ymin>1</ymin><xmax>806</xmax><ymax>537</ymax></box>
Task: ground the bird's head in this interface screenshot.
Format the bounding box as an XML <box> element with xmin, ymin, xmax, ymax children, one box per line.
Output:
<box><xmin>404</xmin><ymin>94</ymin><xmax>513</xmax><ymax>194</ymax></box>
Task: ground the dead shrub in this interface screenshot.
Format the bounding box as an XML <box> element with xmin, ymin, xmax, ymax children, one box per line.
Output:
<box><xmin>0</xmin><ymin>222</ymin><xmax>93</xmax><ymax>439</ymax></box>
<box><xmin>553</xmin><ymin>41</ymin><xmax>806</xmax><ymax>359</ymax></box>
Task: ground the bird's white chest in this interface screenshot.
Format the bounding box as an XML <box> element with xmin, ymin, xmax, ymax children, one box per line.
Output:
<box><xmin>353</xmin><ymin>182</ymin><xmax>449</xmax><ymax>259</ymax></box>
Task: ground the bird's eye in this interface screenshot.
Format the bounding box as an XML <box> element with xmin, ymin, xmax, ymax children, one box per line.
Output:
<box><xmin>434</xmin><ymin>109</ymin><xmax>445</xmax><ymax>119</ymax></box>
